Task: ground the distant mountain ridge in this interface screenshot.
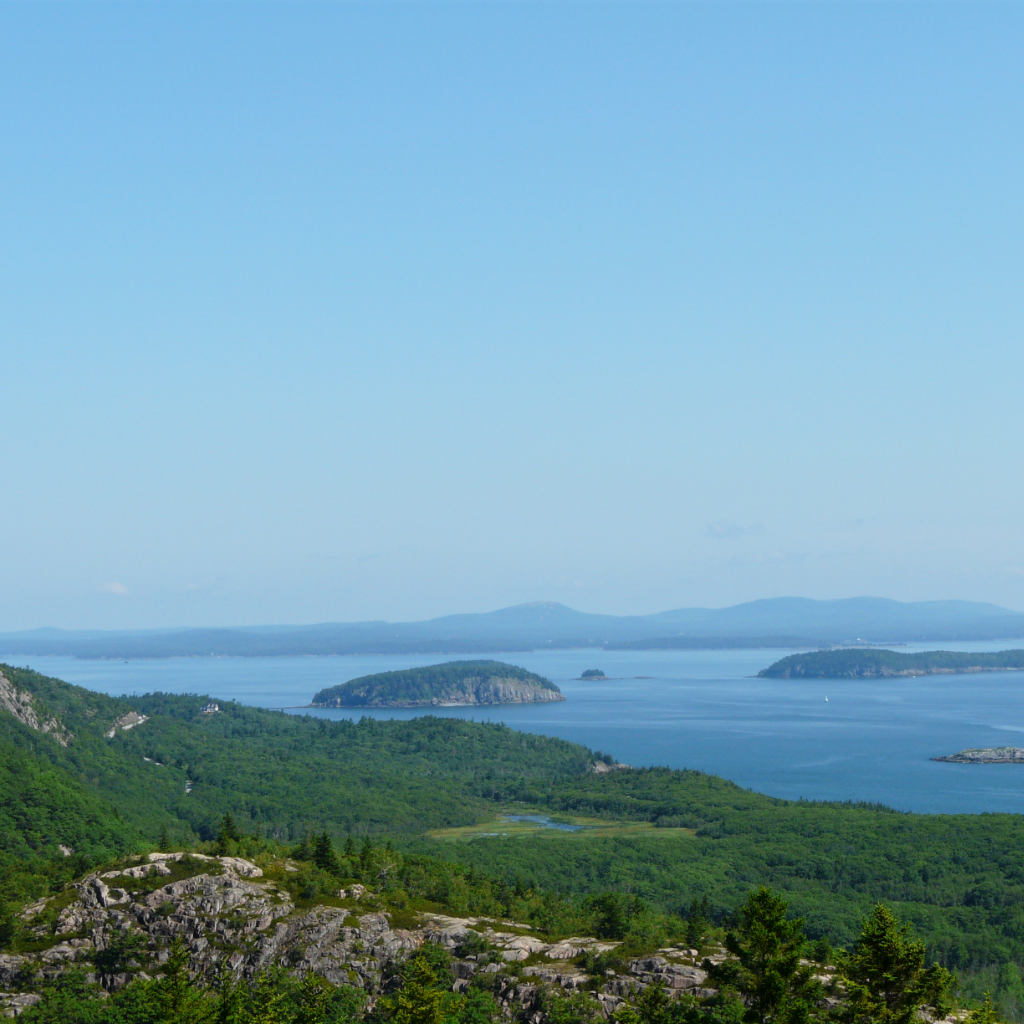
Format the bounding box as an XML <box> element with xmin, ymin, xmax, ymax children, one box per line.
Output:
<box><xmin>2</xmin><ymin>596</ymin><xmax>1022</xmax><ymax>659</ymax></box>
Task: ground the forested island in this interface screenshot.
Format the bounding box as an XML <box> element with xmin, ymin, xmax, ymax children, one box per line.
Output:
<box><xmin>580</xmin><ymin>668</ymin><xmax>606</xmax><ymax>679</ymax></box>
<box><xmin>310</xmin><ymin>659</ymin><xmax>565</xmax><ymax>707</ymax></box>
<box><xmin>759</xmin><ymin>648</ymin><xmax>1024</xmax><ymax>678</ymax></box>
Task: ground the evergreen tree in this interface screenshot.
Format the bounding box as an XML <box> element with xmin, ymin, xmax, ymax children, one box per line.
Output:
<box><xmin>391</xmin><ymin>954</ymin><xmax>446</xmax><ymax>1024</ymax></box>
<box><xmin>155</xmin><ymin>937</ymin><xmax>212</xmax><ymax>1023</ymax></box>
<box><xmin>708</xmin><ymin>886</ymin><xmax>818</xmax><ymax>1024</ymax></box>
<box><xmin>313</xmin><ymin>831</ymin><xmax>339</xmax><ymax>874</ymax></box>
<box><xmin>217</xmin><ymin>813</ymin><xmax>242</xmax><ymax>855</ymax></box>
<box><xmin>214</xmin><ymin>965</ymin><xmax>246</xmax><ymax>1024</ymax></box>
<box><xmin>840</xmin><ymin>904</ymin><xmax>951</xmax><ymax>1024</ymax></box>
<box><xmin>293</xmin><ymin>830</ymin><xmax>312</xmax><ymax>862</ymax></box>
<box><xmin>966</xmin><ymin>994</ymin><xmax>1003</xmax><ymax>1024</ymax></box>
<box><xmin>248</xmin><ymin>968</ymin><xmax>290</xmax><ymax>1024</ymax></box>
<box><xmin>92</xmin><ymin>930</ymin><xmax>147</xmax><ymax>980</ymax></box>
<box><xmin>613</xmin><ymin>1003</ymin><xmax>643</xmax><ymax>1024</ymax></box>
<box><xmin>545</xmin><ymin>989</ymin><xmax>601</xmax><ymax>1024</ymax></box>
<box><xmin>344</xmin><ymin>835</ymin><xmax>356</xmax><ymax>858</ymax></box>
<box><xmin>452</xmin><ymin>987</ymin><xmax>500</xmax><ymax>1024</ymax></box>
<box><xmin>634</xmin><ymin>980</ymin><xmax>671</xmax><ymax>1024</ymax></box>
<box><xmin>686</xmin><ymin>896</ymin><xmax>711</xmax><ymax>950</ymax></box>
<box><xmin>295</xmin><ymin>970</ymin><xmax>331</xmax><ymax>1024</ymax></box>
<box><xmin>359</xmin><ymin>837</ymin><xmax>374</xmax><ymax>876</ymax></box>
<box><xmin>0</xmin><ymin>903</ymin><xmax>16</xmax><ymax>951</ymax></box>
<box><xmin>159</xmin><ymin>823</ymin><xmax>171</xmax><ymax>850</ymax></box>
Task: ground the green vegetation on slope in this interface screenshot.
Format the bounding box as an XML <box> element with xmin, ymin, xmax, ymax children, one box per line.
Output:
<box><xmin>416</xmin><ymin>768</ymin><xmax>1024</xmax><ymax>968</ymax></box>
<box><xmin>0</xmin><ymin>664</ymin><xmax>589</xmax><ymax>845</ymax></box>
<box><xmin>759</xmin><ymin>649</ymin><xmax>1024</xmax><ymax>679</ymax></box>
<box><xmin>310</xmin><ymin>660</ymin><xmax>561</xmax><ymax>706</ymax></box>
<box><xmin>8</xmin><ymin>664</ymin><xmax>1024</xmax><ymax>1013</ymax></box>
<box><xmin>10</xmin><ymin>835</ymin><xmax>971</xmax><ymax>1024</ymax></box>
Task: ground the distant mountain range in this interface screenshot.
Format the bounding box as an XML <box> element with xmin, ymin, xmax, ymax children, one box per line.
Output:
<box><xmin>1</xmin><ymin>597</ymin><xmax>1023</xmax><ymax>659</ymax></box>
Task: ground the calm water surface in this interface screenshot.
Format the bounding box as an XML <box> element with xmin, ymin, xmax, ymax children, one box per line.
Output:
<box><xmin>7</xmin><ymin>642</ymin><xmax>1024</xmax><ymax>814</ymax></box>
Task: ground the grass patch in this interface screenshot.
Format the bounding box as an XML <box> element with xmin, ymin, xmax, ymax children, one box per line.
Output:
<box><xmin>426</xmin><ymin>812</ymin><xmax>695</xmax><ymax>842</ymax></box>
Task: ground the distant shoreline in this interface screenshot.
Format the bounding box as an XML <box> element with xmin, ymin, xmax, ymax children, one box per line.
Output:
<box><xmin>760</xmin><ymin>648</ymin><xmax>1024</xmax><ymax>679</ymax></box>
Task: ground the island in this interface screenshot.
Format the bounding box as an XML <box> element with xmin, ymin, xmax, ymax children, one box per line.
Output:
<box><xmin>933</xmin><ymin>747</ymin><xmax>1024</xmax><ymax>764</ymax></box>
<box><xmin>310</xmin><ymin>659</ymin><xmax>566</xmax><ymax>707</ymax></box>
<box><xmin>580</xmin><ymin>668</ymin><xmax>606</xmax><ymax>679</ymax></box>
<box><xmin>758</xmin><ymin>648</ymin><xmax>1024</xmax><ymax>679</ymax></box>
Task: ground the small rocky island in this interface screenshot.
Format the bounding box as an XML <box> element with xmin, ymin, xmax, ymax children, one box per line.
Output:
<box><xmin>310</xmin><ymin>659</ymin><xmax>566</xmax><ymax>708</ymax></box>
<box><xmin>933</xmin><ymin>747</ymin><xmax>1024</xmax><ymax>764</ymax></box>
<box><xmin>580</xmin><ymin>668</ymin><xmax>606</xmax><ymax>679</ymax></box>
<box><xmin>759</xmin><ymin>648</ymin><xmax>1024</xmax><ymax>679</ymax></box>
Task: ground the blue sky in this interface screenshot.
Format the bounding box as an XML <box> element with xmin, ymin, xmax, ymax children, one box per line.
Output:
<box><xmin>2</xmin><ymin>3</ymin><xmax>1022</xmax><ymax>629</ymax></box>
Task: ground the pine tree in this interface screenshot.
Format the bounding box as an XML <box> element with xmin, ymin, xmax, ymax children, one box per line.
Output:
<box><xmin>159</xmin><ymin>823</ymin><xmax>171</xmax><ymax>850</ymax></box>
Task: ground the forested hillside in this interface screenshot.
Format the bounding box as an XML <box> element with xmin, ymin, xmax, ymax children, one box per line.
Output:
<box><xmin>6</xmin><ymin>663</ymin><xmax>1024</xmax><ymax>1012</ymax></box>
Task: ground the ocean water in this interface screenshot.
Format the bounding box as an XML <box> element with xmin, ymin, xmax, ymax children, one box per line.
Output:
<box><xmin>6</xmin><ymin>642</ymin><xmax>1024</xmax><ymax>815</ymax></box>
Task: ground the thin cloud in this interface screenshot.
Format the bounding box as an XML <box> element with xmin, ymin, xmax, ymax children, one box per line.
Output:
<box><xmin>100</xmin><ymin>581</ymin><xmax>129</xmax><ymax>596</ymax></box>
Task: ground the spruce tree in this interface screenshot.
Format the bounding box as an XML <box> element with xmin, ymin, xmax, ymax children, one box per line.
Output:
<box><xmin>295</xmin><ymin>969</ymin><xmax>331</xmax><ymax>1024</ymax></box>
<box><xmin>313</xmin><ymin>831</ymin><xmax>339</xmax><ymax>874</ymax></box>
<box><xmin>217</xmin><ymin>812</ymin><xmax>242</xmax><ymax>855</ymax></box>
<box><xmin>359</xmin><ymin>836</ymin><xmax>374</xmax><ymax>876</ymax></box>
<box><xmin>966</xmin><ymin>994</ymin><xmax>1003</xmax><ymax>1024</ymax></box>
<box><xmin>840</xmin><ymin>904</ymin><xmax>951</xmax><ymax>1024</ymax></box>
<box><xmin>708</xmin><ymin>886</ymin><xmax>819</xmax><ymax>1024</ymax></box>
<box><xmin>391</xmin><ymin>955</ymin><xmax>445</xmax><ymax>1024</ymax></box>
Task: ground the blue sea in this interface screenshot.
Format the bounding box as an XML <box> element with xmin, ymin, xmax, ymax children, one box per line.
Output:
<box><xmin>6</xmin><ymin>641</ymin><xmax>1024</xmax><ymax>815</ymax></box>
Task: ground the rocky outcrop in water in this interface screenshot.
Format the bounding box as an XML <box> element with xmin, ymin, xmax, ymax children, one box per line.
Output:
<box><xmin>933</xmin><ymin>747</ymin><xmax>1024</xmax><ymax>763</ymax></box>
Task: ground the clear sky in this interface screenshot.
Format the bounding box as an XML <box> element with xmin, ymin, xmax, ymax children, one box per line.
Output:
<box><xmin>2</xmin><ymin>2</ymin><xmax>1023</xmax><ymax>630</ymax></box>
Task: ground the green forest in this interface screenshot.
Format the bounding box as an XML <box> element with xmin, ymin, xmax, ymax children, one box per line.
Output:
<box><xmin>759</xmin><ymin>649</ymin><xmax>1024</xmax><ymax>678</ymax></box>
<box><xmin>6</xmin><ymin>663</ymin><xmax>1024</xmax><ymax>1016</ymax></box>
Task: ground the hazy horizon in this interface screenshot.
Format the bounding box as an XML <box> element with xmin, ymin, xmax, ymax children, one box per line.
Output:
<box><xmin>4</xmin><ymin>595</ymin><xmax>1024</xmax><ymax>638</ymax></box>
<box><xmin>3</xmin><ymin>4</ymin><xmax>1023</xmax><ymax>630</ymax></box>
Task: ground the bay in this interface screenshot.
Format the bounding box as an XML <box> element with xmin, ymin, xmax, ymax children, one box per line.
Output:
<box><xmin>6</xmin><ymin>640</ymin><xmax>1024</xmax><ymax>814</ymax></box>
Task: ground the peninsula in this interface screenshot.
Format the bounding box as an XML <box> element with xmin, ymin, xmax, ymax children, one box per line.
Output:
<box><xmin>933</xmin><ymin>747</ymin><xmax>1024</xmax><ymax>764</ymax></box>
<box><xmin>310</xmin><ymin>659</ymin><xmax>565</xmax><ymax>707</ymax></box>
<box><xmin>758</xmin><ymin>648</ymin><xmax>1024</xmax><ymax>679</ymax></box>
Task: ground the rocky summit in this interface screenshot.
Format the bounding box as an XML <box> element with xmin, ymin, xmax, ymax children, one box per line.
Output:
<box><xmin>0</xmin><ymin>852</ymin><xmax>713</xmax><ymax>1020</ymax></box>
